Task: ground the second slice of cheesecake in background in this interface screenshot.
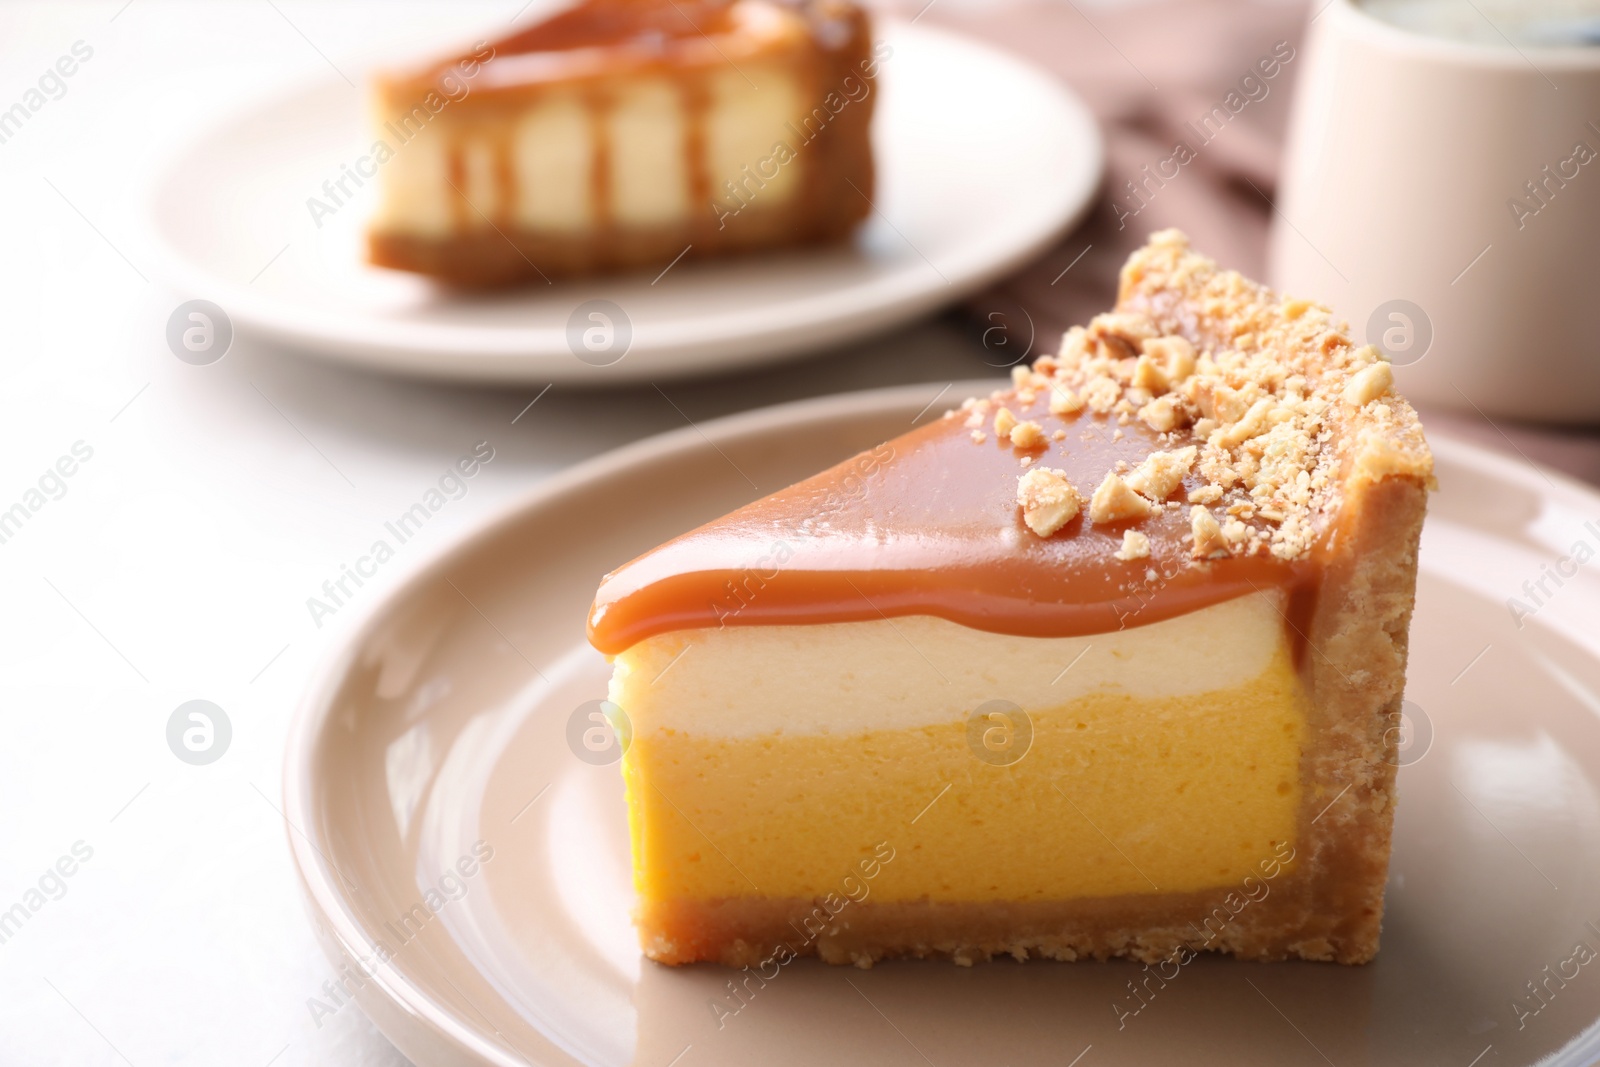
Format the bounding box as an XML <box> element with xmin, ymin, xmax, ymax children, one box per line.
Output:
<box><xmin>365</xmin><ymin>0</ymin><xmax>881</xmax><ymax>285</ymax></box>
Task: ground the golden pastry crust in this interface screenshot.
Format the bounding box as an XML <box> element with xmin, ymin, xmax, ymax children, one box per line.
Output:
<box><xmin>1112</xmin><ymin>232</ymin><xmax>1431</xmax><ymax>963</ymax></box>
<box><xmin>639</xmin><ymin>839</ymin><xmax>1365</xmax><ymax>969</ymax></box>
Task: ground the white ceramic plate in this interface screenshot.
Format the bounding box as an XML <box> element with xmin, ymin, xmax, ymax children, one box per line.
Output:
<box><xmin>285</xmin><ymin>381</ymin><xmax>1600</xmax><ymax>1067</ymax></box>
<box><xmin>145</xmin><ymin>24</ymin><xmax>1101</xmax><ymax>384</ymax></box>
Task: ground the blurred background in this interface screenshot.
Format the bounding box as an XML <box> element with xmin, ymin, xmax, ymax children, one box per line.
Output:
<box><xmin>2</xmin><ymin>0</ymin><xmax>1598</xmax><ymax>1064</ymax></box>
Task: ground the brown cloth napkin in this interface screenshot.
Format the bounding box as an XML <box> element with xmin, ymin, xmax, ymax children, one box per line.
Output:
<box><xmin>926</xmin><ymin>0</ymin><xmax>1306</xmax><ymax>342</ymax></box>
<box><xmin>920</xmin><ymin>0</ymin><xmax>1600</xmax><ymax>487</ymax></box>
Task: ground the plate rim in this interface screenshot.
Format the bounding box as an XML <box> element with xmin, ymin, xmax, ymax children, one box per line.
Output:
<box><xmin>283</xmin><ymin>381</ymin><xmax>1600</xmax><ymax>1065</ymax></box>
<box><xmin>144</xmin><ymin>21</ymin><xmax>1105</xmax><ymax>384</ymax></box>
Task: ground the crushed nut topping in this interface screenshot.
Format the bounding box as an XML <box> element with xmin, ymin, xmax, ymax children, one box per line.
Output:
<box><xmin>1089</xmin><ymin>472</ymin><xmax>1156</xmax><ymax>524</ymax></box>
<box><xmin>1344</xmin><ymin>356</ymin><xmax>1394</xmax><ymax>407</ymax></box>
<box><xmin>1048</xmin><ymin>387</ymin><xmax>1083</xmax><ymax>416</ymax></box>
<box><xmin>1137</xmin><ymin>395</ymin><xmax>1186</xmax><ymax>433</ymax></box>
<box><xmin>1124</xmin><ymin>446</ymin><xmax>1197</xmax><ymax>502</ymax></box>
<box><xmin>1082</xmin><ymin>377</ymin><xmax>1121</xmax><ymax>414</ymax></box>
<box><xmin>1115</xmin><ymin>529</ymin><xmax>1152</xmax><ymax>561</ymax></box>
<box><xmin>1009</xmin><ymin>420</ymin><xmax>1047</xmax><ymax>450</ymax></box>
<box><xmin>990</xmin><ymin>230</ymin><xmax>1431</xmax><ymax>559</ymax></box>
<box><xmin>1131</xmin><ymin>336</ymin><xmax>1195</xmax><ymax>395</ymax></box>
<box><xmin>1190</xmin><ymin>506</ymin><xmax>1228</xmax><ymax>558</ymax></box>
<box><xmin>1016</xmin><ymin>468</ymin><xmax>1081</xmax><ymax>537</ymax></box>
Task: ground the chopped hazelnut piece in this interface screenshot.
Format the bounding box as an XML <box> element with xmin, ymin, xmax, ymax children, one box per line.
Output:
<box><xmin>1187</xmin><ymin>484</ymin><xmax>1223</xmax><ymax>504</ymax></box>
<box><xmin>1344</xmin><ymin>359</ymin><xmax>1394</xmax><ymax>407</ymax></box>
<box><xmin>1115</xmin><ymin>529</ymin><xmax>1152</xmax><ymax>561</ymax></box>
<box><xmin>1090</xmin><ymin>312</ymin><xmax>1159</xmax><ymax>345</ymax></box>
<box><xmin>994</xmin><ymin>407</ymin><xmax>1018</xmax><ymax>438</ymax></box>
<box><xmin>1190</xmin><ymin>506</ymin><xmax>1228</xmax><ymax>558</ymax></box>
<box><xmin>970</xmin><ymin>430</ymin><xmax>987</xmax><ymax>444</ymax></box>
<box><xmin>1059</xmin><ymin>326</ymin><xmax>1090</xmax><ymax>362</ymax></box>
<box><xmin>1016</xmin><ymin>468</ymin><xmax>1082</xmax><ymax>537</ymax></box>
<box><xmin>1213</xmin><ymin>384</ymin><xmax>1253</xmax><ymax>425</ymax></box>
<box><xmin>1142</xmin><ymin>335</ymin><xmax>1197</xmax><ymax>384</ymax></box>
<box><xmin>1137</xmin><ymin>395</ymin><xmax>1186</xmax><ymax>433</ymax></box>
<box><xmin>1082</xmin><ymin>377</ymin><xmax>1121</xmax><ymax>413</ymax></box>
<box><xmin>1131</xmin><ymin>336</ymin><xmax>1198</xmax><ymax>394</ymax></box>
<box><xmin>1125</xmin><ymin>446</ymin><xmax>1197</xmax><ymax>502</ymax></box>
<box><xmin>1089</xmin><ymin>472</ymin><xmax>1156</xmax><ymax>524</ymax></box>
<box><xmin>1212</xmin><ymin>397</ymin><xmax>1275</xmax><ymax>449</ymax></box>
<box><xmin>1009</xmin><ymin>420</ymin><xmax>1047</xmax><ymax>450</ymax></box>
<box><xmin>1049</xmin><ymin>387</ymin><xmax>1083</xmax><ymax>416</ymax></box>
<box><xmin>1131</xmin><ymin>353</ymin><xmax>1168</xmax><ymax>393</ymax></box>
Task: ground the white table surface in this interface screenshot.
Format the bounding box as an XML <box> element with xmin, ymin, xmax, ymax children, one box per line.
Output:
<box><xmin>0</xmin><ymin>3</ymin><xmax>1009</xmax><ymax>1063</ymax></box>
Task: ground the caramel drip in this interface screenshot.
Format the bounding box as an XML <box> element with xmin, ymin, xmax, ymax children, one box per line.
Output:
<box><xmin>492</xmin><ymin>123</ymin><xmax>517</xmax><ymax>228</ymax></box>
<box><xmin>587</xmin><ymin>389</ymin><xmax>1326</xmax><ymax>657</ymax></box>
<box><xmin>685</xmin><ymin>73</ymin><xmax>712</xmax><ymax>242</ymax></box>
<box><xmin>589</xmin><ymin>88</ymin><xmax>613</xmax><ymax>237</ymax></box>
<box><xmin>495</xmin><ymin>0</ymin><xmax>743</xmax><ymax>54</ymax></box>
<box><xmin>446</xmin><ymin>143</ymin><xmax>468</xmax><ymax>231</ymax></box>
<box><xmin>794</xmin><ymin>40</ymin><xmax>820</xmax><ymax>232</ymax></box>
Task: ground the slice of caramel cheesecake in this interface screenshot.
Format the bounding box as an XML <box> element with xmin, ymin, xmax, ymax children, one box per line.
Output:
<box><xmin>586</xmin><ymin>231</ymin><xmax>1433</xmax><ymax>968</ymax></box>
<box><xmin>366</xmin><ymin>0</ymin><xmax>878</xmax><ymax>286</ymax></box>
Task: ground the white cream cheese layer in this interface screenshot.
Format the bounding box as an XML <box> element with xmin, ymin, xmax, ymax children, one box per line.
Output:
<box><xmin>609</xmin><ymin>589</ymin><xmax>1292</xmax><ymax>738</ymax></box>
<box><xmin>369</xmin><ymin>68</ymin><xmax>803</xmax><ymax>236</ymax></box>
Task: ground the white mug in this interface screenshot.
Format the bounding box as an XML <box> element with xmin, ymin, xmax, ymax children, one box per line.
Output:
<box><xmin>1272</xmin><ymin>0</ymin><xmax>1600</xmax><ymax>423</ymax></box>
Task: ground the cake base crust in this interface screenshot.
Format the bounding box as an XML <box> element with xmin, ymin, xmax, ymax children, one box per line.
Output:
<box><xmin>639</xmin><ymin>861</ymin><xmax>1375</xmax><ymax>970</ymax></box>
<box><xmin>368</xmin><ymin>208</ymin><xmax>863</xmax><ymax>288</ymax></box>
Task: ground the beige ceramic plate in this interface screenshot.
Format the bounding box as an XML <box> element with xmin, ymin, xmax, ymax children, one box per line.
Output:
<box><xmin>285</xmin><ymin>381</ymin><xmax>1600</xmax><ymax>1067</ymax></box>
<box><xmin>144</xmin><ymin>23</ymin><xmax>1101</xmax><ymax>384</ymax></box>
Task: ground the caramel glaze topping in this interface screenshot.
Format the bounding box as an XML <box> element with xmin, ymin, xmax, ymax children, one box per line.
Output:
<box><xmin>588</xmin><ymin>227</ymin><xmax>1435</xmax><ymax>659</ymax></box>
<box><xmin>400</xmin><ymin>0</ymin><xmax>857</xmax><ymax>94</ymax></box>
<box><xmin>498</xmin><ymin>0</ymin><xmax>746</xmax><ymax>53</ymax></box>
<box><xmin>587</xmin><ymin>386</ymin><xmax>1319</xmax><ymax>657</ymax></box>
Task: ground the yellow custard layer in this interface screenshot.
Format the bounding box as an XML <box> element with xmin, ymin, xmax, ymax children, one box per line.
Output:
<box><xmin>616</xmin><ymin>604</ymin><xmax>1307</xmax><ymax>904</ymax></box>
